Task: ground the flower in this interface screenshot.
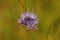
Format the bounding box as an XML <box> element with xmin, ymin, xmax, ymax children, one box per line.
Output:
<box><xmin>18</xmin><ymin>10</ymin><xmax>38</xmax><ymax>30</ymax></box>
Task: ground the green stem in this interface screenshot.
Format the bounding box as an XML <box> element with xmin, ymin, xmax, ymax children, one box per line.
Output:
<box><xmin>46</xmin><ymin>25</ymin><xmax>52</xmax><ymax>40</ymax></box>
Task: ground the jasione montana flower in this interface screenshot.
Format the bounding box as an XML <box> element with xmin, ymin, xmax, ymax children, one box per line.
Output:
<box><xmin>18</xmin><ymin>10</ymin><xmax>38</xmax><ymax>30</ymax></box>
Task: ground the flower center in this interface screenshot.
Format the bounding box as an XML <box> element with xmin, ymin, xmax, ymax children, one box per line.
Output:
<box><xmin>25</xmin><ymin>17</ymin><xmax>31</xmax><ymax>21</ymax></box>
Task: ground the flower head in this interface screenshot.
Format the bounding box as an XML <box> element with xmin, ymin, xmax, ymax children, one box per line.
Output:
<box><xmin>18</xmin><ymin>10</ymin><xmax>38</xmax><ymax>30</ymax></box>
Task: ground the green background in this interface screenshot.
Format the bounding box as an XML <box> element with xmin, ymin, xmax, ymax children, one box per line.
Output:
<box><xmin>0</xmin><ymin>0</ymin><xmax>60</xmax><ymax>40</ymax></box>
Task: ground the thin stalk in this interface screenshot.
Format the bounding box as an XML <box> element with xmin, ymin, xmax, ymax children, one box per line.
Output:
<box><xmin>46</xmin><ymin>25</ymin><xmax>52</xmax><ymax>40</ymax></box>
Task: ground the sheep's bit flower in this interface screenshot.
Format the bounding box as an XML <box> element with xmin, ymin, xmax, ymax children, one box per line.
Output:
<box><xmin>18</xmin><ymin>10</ymin><xmax>38</xmax><ymax>30</ymax></box>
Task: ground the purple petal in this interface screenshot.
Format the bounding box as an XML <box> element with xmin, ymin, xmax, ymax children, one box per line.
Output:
<box><xmin>18</xmin><ymin>11</ymin><xmax>38</xmax><ymax>30</ymax></box>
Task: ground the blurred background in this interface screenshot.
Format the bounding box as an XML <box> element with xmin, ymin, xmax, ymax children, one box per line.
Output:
<box><xmin>0</xmin><ymin>0</ymin><xmax>60</xmax><ymax>40</ymax></box>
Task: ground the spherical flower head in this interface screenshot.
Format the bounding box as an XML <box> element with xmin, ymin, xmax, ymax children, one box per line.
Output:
<box><xmin>18</xmin><ymin>10</ymin><xmax>38</xmax><ymax>30</ymax></box>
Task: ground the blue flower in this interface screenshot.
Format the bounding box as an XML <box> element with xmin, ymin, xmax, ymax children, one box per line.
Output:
<box><xmin>18</xmin><ymin>10</ymin><xmax>38</xmax><ymax>30</ymax></box>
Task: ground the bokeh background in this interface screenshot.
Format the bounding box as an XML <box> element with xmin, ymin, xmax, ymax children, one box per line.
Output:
<box><xmin>0</xmin><ymin>0</ymin><xmax>60</xmax><ymax>40</ymax></box>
